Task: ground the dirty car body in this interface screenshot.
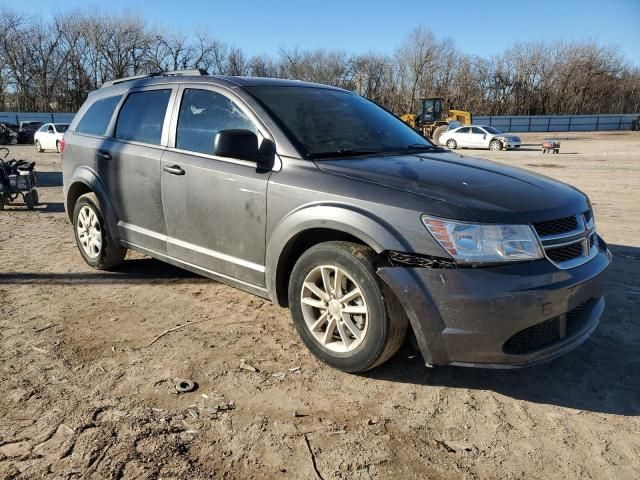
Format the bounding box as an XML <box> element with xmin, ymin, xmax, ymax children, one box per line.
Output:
<box><xmin>62</xmin><ymin>73</ymin><xmax>610</xmax><ymax>369</ymax></box>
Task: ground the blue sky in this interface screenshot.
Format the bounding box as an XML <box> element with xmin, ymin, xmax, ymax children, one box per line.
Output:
<box><xmin>17</xmin><ymin>0</ymin><xmax>640</xmax><ymax>65</ymax></box>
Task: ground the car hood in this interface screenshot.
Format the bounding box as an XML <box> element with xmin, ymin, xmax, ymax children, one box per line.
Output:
<box><xmin>315</xmin><ymin>151</ymin><xmax>589</xmax><ymax>223</ymax></box>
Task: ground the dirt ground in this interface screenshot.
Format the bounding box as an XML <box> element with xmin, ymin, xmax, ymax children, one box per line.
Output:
<box><xmin>1</xmin><ymin>131</ymin><xmax>639</xmax><ymax>480</ymax></box>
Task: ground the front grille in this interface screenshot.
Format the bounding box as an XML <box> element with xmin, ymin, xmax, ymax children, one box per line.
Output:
<box><xmin>546</xmin><ymin>242</ymin><xmax>585</xmax><ymax>263</ymax></box>
<box><xmin>533</xmin><ymin>212</ymin><xmax>598</xmax><ymax>269</ymax></box>
<box><xmin>504</xmin><ymin>317</ymin><xmax>560</xmax><ymax>354</ymax></box>
<box><xmin>533</xmin><ymin>215</ymin><xmax>578</xmax><ymax>237</ymax></box>
<box><xmin>503</xmin><ymin>301</ymin><xmax>591</xmax><ymax>355</ymax></box>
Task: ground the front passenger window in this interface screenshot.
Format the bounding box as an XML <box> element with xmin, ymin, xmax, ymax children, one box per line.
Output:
<box><xmin>176</xmin><ymin>89</ymin><xmax>257</xmax><ymax>155</ymax></box>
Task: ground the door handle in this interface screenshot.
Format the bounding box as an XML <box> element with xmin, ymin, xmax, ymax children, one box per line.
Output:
<box><xmin>163</xmin><ymin>165</ymin><xmax>185</xmax><ymax>175</ymax></box>
<box><xmin>97</xmin><ymin>150</ymin><xmax>111</xmax><ymax>160</ymax></box>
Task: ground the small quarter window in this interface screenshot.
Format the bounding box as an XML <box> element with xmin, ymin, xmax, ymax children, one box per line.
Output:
<box><xmin>76</xmin><ymin>95</ymin><xmax>122</xmax><ymax>136</ymax></box>
<box><xmin>115</xmin><ymin>89</ymin><xmax>172</xmax><ymax>145</ymax></box>
<box><xmin>176</xmin><ymin>89</ymin><xmax>256</xmax><ymax>155</ymax></box>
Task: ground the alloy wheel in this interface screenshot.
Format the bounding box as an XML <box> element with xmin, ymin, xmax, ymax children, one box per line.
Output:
<box><xmin>76</xmin><ymin>205</ymin><xmax>102</xmax><ymax>259</ymax></box>
<box><xmin>300</xmin><ymin>265</ymin><xmax>369</xmax><ymax>353</ymax></box>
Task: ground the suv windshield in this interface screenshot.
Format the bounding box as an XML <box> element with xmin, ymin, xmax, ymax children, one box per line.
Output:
<box><xmin>246</xmin><ymin>86</ymin><xmax>434</xmax><ymax>158</ymax></box>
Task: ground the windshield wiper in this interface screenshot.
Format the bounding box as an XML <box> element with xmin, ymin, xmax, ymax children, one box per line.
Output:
<box><xmin>401</xmin><ymin>143</ymin><xmax>443</xmax><ymax>151</ymax></box>
<box><xmin>310</xmin><ymin>147</ymin><xmax>384</xmax><ymax>159</ymax></box>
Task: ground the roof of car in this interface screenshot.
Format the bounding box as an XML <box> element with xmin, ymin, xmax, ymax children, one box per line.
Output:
<box><xmin>98</xmin><ymin>71</ymin><xmax>345</xmax><ymax>94</ymax></box>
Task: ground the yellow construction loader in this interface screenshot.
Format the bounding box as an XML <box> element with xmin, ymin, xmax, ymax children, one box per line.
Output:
<box><xmin>400</xmin><ymin>97</ymin><xmax>472</xmax><ymax>145</ymax></box>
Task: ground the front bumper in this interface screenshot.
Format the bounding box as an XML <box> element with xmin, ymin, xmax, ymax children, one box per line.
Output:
<box><xmin>378</xmin><ymin>237</ymin><xmax>611</xmax><ymax>367</ymax></box>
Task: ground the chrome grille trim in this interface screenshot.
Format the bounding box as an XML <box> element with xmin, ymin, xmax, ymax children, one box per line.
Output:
<box><xmin>533</xmin><ymin>210</ymin><xmax>597</xmax><ymax>269</ymax></box>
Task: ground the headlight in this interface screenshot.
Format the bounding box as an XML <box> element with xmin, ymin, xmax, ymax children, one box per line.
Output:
<box><xmin>421</xmin><ymin>215</ymin><xmax>543</xmax><ymax>263</ymax></box>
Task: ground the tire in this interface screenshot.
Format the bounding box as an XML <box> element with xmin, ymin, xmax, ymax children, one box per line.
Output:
<box><xmin>31</xmin><ymin>189</ymin><xmax>39</xmax><ymax>205</ymax></box>
<box><xmin>35</xmin><ymin>140</ymin><xmax>43</xmax><ymax>153</ymax></box>
<box><xmin>432</xmin><ymin>125</ymin><xmax>448</xmax><ymax>146</ymax></box>
<box><xmin>24</xmin><ymin>192</ymin><xmax>35</xmax><ymax>210</ymax></box>
<box><xmin>288</xmin><ymin>241</ymin><xmax>408</xmax><ymax>372</ymax></box>
<box><xmin>0</xmin><ymin>195</ymin><xmax>4</xmax><ymax>211</ymax></box>
<box><xmin>446</xmin><ymin>139</ymin><xmax>457</xmax><ymax>150</ymax></box>
<box><xmin>56</xmin><ymin>141</ymin><xmax>61</xmax><ymax>153</ymax></box>
<box><xmin>73</xmin><ymin>192</ymin><xmax>127</xmax><ymax>270</ymax></box>
<box><xmin>489</xmin><ymin>139</ymin><xmax>503</xmax><ymax>151</ymax></box>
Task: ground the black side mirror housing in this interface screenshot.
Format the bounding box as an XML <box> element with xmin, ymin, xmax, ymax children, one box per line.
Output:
<box><xmin>213</xmin><ymin>129</ymin><xmax>275</xmax><ymax>168</ymax></box>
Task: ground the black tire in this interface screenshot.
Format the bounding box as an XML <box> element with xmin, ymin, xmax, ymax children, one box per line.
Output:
<box><xmin>31</xmin><ymin>189</ymin><xmax>39</xmax><ymax>205</ymax></box>
<box><xmin>73</xmin><ymin>192</ymin><xmax>127</xmax><ymax>270</ymax></box>
<box><xmin>24</xmin><ymin>192</ymin><xmax>35</xmax><ymax>210</ymax></box>
<box><xmin>35</xmin><ymin>140</ymin><xmax>43</xmax><ymax>153</ymax></box>
<box><xmin>0</xmin><ymin>195</ymin><xmax>4</xmax><ymax>211</ymax></box>
<box><xmin>9</xmin><ymin>136</ymin><xmax>17</xmax><ymax>145</ymax></box>
<box><xmin>288</xmin><ymin>241</ymin><xmax>408</xmax><ymax>372</ymax></box>
<box><xmin>489</xmin><ymin>139</ymin><xmax>503</xmax><ymax>151</ymax></box>
<box><xmin>446</xmin><ymin>139</ymin><xmax>457</xmax><ymax>150</ymax></box>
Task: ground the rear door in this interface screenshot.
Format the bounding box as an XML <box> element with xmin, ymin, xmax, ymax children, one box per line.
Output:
<box><xmin>161</xmin><ymin>85</ymin><xmax>272</xmax><ymax>286</ymax></box>
<box><xmin>454</xmin><ymin>127</ymin><xmax>472</xmax><ymax>147</ymax></box>
<box><xmin>97</xmin><ymin>86</ymin><xmax>176</xmax><ymax>253</ymax></box>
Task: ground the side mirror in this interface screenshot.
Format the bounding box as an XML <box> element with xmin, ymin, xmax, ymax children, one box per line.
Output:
<box><xmin>213</xmin><ymin>129</ymin><xmax>275</xmax><ymax>168</ymax></box>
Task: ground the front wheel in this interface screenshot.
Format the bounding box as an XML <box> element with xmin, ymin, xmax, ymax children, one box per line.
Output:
<box><xmin>73</xmin><ymin>193</ymin><xmax>127</xmax><ymax>270</ymax></box>
<box><xmin>489</xmin><ymin>139</ymin><xmax>503</xmax><ymax>151</ymax></box>
<box><xmin>446</xmin><ymin>139</ymin><xmax>457</xmax><ymax>150</ymax></box>
<box><xmin>288</xmin><ymin>241</ymin><xmax>408</xmax><ymax>372</ymax></box>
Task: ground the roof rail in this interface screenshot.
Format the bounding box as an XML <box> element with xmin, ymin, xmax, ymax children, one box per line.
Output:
<box><xmin>101</xmin><ymin>69</ymin><xmax>208</xmax><ymax>88</ymax></box>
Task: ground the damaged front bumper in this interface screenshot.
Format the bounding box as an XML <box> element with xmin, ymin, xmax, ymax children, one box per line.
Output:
<box><xmin>378</xmin><ymin>239</ymin><xmax>611</xmax><ymax>368</ymax></box>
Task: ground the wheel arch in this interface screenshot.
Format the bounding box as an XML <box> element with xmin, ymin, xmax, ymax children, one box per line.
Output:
<box><xmin>65</xmin><ymin>167</ymin><xmax>120</xmax><ymax>239</ymax></box>
<box><xmin>266</xmin><ymin>204</ymin><xmax>408</xmax><ymax>307</ymax></box>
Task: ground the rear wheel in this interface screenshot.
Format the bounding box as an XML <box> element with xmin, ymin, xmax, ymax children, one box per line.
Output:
<box><xmin>24</xmin><ymin>192</ymin><xmax>35</xmax><ymax>210</ymax></box>
<box><xmin>432</xmin><ymin>125</ymin><xmax>448</xmax><ymax>146</ymax></box>
<box><xmin>35</xmin><ymin>140</ymin><xmax>43</xmax><ymax>153</ymax></box>
<box><xmin>9</xmin><ymin>137</ymin><xmax>17</xmax><ymax>145</ymax></box>
<box><xmin>446</xmin><ymin>139</ymin><xmax>457</xmax><ymax>150</ymax></box>
<box><xmin>288</xmin><ymin>241</ymin><xmax>408</xmax><ymax>372</ymax></box>
<box><xmin>31</xmin><ymin>189</ymin><xmax>39</xmax><ymax>205</ymax></box>
<box><xmin>73</xmin><ymin>193</ymin><xmax>127</xmax><ymax>270</ymax></box>
<box><xmin>489</xmin><ymin>139</ymin><xmax>503</xmax><ymax>151</ymax></box>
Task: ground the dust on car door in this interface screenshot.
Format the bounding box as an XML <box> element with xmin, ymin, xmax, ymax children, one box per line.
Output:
<box><xmin>97</xmin><ymin>86</ymin><xmax>176</xmax><ymax>253</ymax></box>
<box><xmin>160</xmin><ymin>85</ymin><xmax>272</xmax><ymax>287</ymax></box>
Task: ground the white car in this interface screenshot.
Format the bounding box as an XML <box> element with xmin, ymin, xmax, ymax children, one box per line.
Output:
<box><xmin>439</xmin><ymin>125</ymin><xmax>521</xmax><ymax>151</ymax></box>
<box><xmin>34</xmin><ymin>123</ymin><xmax>69</xmax><ymax>153</ymax></box>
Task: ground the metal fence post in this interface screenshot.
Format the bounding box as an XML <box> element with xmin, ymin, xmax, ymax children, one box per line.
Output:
<box><xmin>528</xmin><ymin>117</ymin><xmax>532</xmax><ymax>132</ymax></box>
<box><xmin>547</xmin><ymin>117</ymin><xmax>551</xmax><ymax>131</ymax></box>
<box><xmin>568</xmin><ymin>117</ymin><xmax>572</xmax><ymax>132</ymax></box>
<box><xmin>596</xmin><ymin>116</ymin><xmax>600</xmax><ymax>131</ymax></box>
<box><xmin>509</xmin><ymin>117</ymin><xmax>512</xmax><ymax>131</ymax></box>
<box><xmin>618</xmin><ymin>117</ymin><xmax>622</xmax><ymax>130</ymax></box>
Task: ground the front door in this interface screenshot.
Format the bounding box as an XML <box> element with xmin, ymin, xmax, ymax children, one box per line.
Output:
<box><xmin>98</xmin><ymin>87</ymin><xmax>174</xmax><ymax>253</ymax></box>
<box><xmin>161</xmin><ymin>86</ymin><xmax>271</xmax><ymax>287</ymax></box>
<box><xmin>469</xmin><ymin>127</ymin><xmax>488</xmax><ymax>148</ymax></box>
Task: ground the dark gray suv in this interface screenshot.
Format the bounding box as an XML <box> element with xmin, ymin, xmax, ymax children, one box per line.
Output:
<box><xmin>62</xmin><ymin>70</ymin><xmax>611</xmax><ymax>372</ymax></box>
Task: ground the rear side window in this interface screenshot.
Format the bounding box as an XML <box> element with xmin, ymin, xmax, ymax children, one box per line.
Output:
<box><xmin>176</xmin><ymin>89</ymin><xmax>256</xmax><ymax>155</ymax></box>
<box><xmin>75</xmin><ymin>95</ymin><xmax>121</xmax><ymax>136</ymax></box>
<box><xmin>457</xmin><ymin>127</ymin><xmax>470</xmax><ymax>134</ymax></box>
<box><xmin>115</xmin><ymin>89</ymin><xmax>172</xmax><ymax>145</ymax></box>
